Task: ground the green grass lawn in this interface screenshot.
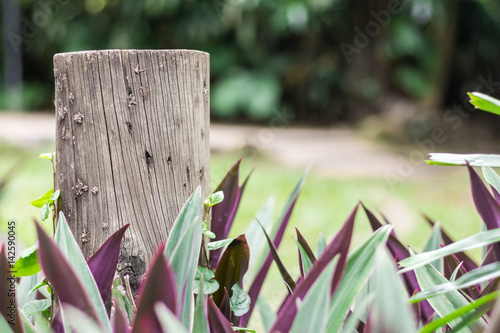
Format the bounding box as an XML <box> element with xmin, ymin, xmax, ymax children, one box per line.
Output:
<box><xmin>0</xmin><ymin>139</ymin><xmax>483</xmax><ymax>326</ymax></box>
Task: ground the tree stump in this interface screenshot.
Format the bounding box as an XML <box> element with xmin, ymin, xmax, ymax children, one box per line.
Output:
<box><xmin>53</xmin><ymin>50</ymin><xmax>210</xmax><ymax>291</ymax></box>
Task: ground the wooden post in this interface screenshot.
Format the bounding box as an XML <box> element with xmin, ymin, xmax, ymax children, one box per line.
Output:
<box><xmin>53</xmin><ymin>50</ymin><xmax>210</xmax><ymax>291</ymax></box>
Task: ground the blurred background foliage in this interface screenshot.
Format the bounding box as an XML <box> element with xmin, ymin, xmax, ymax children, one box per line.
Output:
<box><xmin>1</xmin><ymin>0</ymin><xmax>500</xmax><ymax>135</ymax></box>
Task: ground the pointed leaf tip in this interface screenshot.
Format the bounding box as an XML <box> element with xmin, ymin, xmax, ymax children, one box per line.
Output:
<box><xmin>133</xmin><ymin>248</ymin><xmax>177</xmax><ymax>333</ymax></box>
<box><xmin>88</xmin><ymin>224</ymin><xmax>130</xmax><ymax>303</ymax></box>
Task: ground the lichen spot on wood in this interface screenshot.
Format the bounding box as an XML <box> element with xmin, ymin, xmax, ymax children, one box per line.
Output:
<box><xmin>91</xmin><ymin>186</ymin><xmax>99</xmax><ymax>195</ymax></box>
<box><xmin>102</xmin><ymin>223</ymin><xmax>109</xmax><ymax>230</ymax></box>
<box><xmin>81</xmin><ymin>229</ymin><xmax>90</xmax><ymax>243</ymax></box>
<box><xmin>72</xmin><ymin>179</ymin><xmax>89</xmax><ymax>196</ymax></box>
<box><xmin>69</xmin><ymin>92</ymin><xmax>75</xmax><ymax>104</ymax></box>
<box><xmin>74</xmin><ymin>112</ymin><xmax>84</xmax><ymax>124</ymax></box>
<box><xmin>58</xmin><ymin>105</ymin><xmax>68</xmax><ymax>122</ymax></box>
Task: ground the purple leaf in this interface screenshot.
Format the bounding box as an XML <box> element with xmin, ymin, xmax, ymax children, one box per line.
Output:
<box><xmin>210</xmin><ymin>158</ymin><xmax>251</xmax><ymax>270</ymax></box>
<box><xmin>208</xmin><ymin>298</ymin><xmax>235</xmax><ymax>333</ymax></box>
<box><xmin>363</xmin><ymin>204</ymin><xmax>434</xmax><ymax>323</ymax></box>
<box><xmin>213</xmin><ymin>235</ymin><xmax>250</xmax><ymax>306</ymax></box>
<box><xmin>269</xmin><ymin>204</ymin><xmax>358</xmax><ymax>333</ymax></box>
<box><xmin>113</xmin><ymin>299</ymin><xmax>131</xmax><ymax>333</ymax></box>
<box><xmin>491</xmin><ymin>185</ymin><xmax>500</xmax><ymax>204</ymax></box>
<box><xmin>0</xmin><ymin>244</ymin><xmax>23</xmax><ymax>332</ymax></box>
<box><xmin>296</xmin><ymin>228</ymin><xmax>317</xmax><ymax>263</ymax></box>
<box><xmin>35</xmin><ymin>221</ymin><xmax>100</xmax><ymax>325</ymax></box>
<box><xmin>50</xmin><ymin>309</ymin><xmax>65</xmax><ymax>333</ymax></box>
<box><xmin>87</xmin><ymin>224</ymin><xmax>129</xmax><ymax>304</ymax></box>
<box><xmin>258</xmin><ymin>221</ymin><xmax>296</xmax><ymax>292</ymax></box>
<box><xmin>132</xmin><ymin>248</ymin><xmax>178</xmax><ymax>333</ymax></box>
<box><xmin>240</xmin><ymin>169</ymin><xmax>307</xmax><ymax>326</ymax></box>
<box><xmin>467</xmin><ymin>163</ymin><xmax>500</xmax><ymax>259</ymax></box>
<box><xmin>296</xmin><ymin>228</ymin><xmax>317</xmax><ymax>279</ymax></box>
<box><xmin>219</xmin><ymin>288</ymin><xmax>232</xmax><ymax>323</ymax></box>
<box><xmin>442</xmin><ymin>252</ymin><xmax>480</xmax><ymax>299</ymax></box>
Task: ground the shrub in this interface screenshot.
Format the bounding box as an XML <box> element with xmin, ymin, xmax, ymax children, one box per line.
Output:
<box><xmin>4</xmin><ymin>93</ymin><xmax>500</xmax><ymax>332</ymax></box>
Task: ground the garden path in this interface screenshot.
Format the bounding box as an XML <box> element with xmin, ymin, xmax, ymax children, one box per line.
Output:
<box><xmin>0</xmin><ymin>112</ymin><xmax>450</xmax><ymax>179</ymax></box>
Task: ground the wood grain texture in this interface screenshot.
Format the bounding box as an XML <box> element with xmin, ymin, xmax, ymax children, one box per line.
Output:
<box><xmin>54</xmin><ymin>50</ymin><xmax>210</xmax><ymax>291</ymax></box>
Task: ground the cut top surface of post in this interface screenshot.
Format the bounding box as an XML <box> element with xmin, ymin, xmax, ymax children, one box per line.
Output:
<box><xmin>54</xmin><ymin>49</ymin><xmax>210</xmax><ymax>291</ymax></box>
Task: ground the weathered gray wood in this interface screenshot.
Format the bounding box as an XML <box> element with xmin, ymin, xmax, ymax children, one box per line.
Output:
<box><xmin>54</xmin><ymin>50</ymin><xmax>210</xmax><ymax>291</ymax></box>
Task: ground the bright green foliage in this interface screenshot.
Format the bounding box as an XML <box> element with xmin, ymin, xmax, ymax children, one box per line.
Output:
<box><xmin>468</xmin><ymin>92</ymin><xmax>500</xmax><ymax>115</ymax></box>
<box><xmin>13</xmin><ymin>244</ymin><xmax>40</xmax><ymax>276</ymax></box>
<box><xmin>30</xmin><ymin>188</ymin><xmax>59</xmax><ymax>221</ymax></box>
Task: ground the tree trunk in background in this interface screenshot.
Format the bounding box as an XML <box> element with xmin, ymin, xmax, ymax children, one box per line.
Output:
<box><xmin>53</xmin><ymin>49</ymin><xmax>210</xmax><ymax>291</ymax></box>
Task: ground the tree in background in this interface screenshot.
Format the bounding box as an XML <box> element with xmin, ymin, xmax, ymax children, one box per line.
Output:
<box><xmin>1</xmin><ymin>0</ymin><xmax>500</xmax><ymax>138</ymax></box>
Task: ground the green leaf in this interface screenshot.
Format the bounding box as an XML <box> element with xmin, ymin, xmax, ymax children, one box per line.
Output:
<box><xmin>19</xmin><ymin>310</ymin><xmax>37</xmax><ymax>333</ymax></box>
<box><xmin>371</xmin><ymin>247</ymin><xmax>416</xmax><ymax>333</ymax></box>
<box><xmin>202</xmin><ymin>221</ymin><xmax>216</xmax><ymax>239</ymax></box>
<box><xmin>0</xmin><ymin>315</ymin><xmax>14</xmax><ymax>333</ymax></box>
<box><xmin>243</xmin><ymin>198</ymin><xmax>275</xmax><ymax>287</ymax></box>
<box><xmin>421</xmin><ymin>291</ymin><xmax>499</xmax><ymax>333</ymax></box>
<box><xmin>295</xmin><ymin>237</ymin><xmax>314</xmax><ymax>277</ymax></box>
<box><xmin>38</xmin><ymin>152</ymin><xmax>55</xmax><ymax>161</ymax></box>
<box><xmin>427</xmin><ymin>153</ymin><xmax>500</xmax><ymax>167</ymax></box>
<box><xmin>208</xmin><ymin>238</ymin><xmax>235</xmax><ymax>251</ymax></box>
<box><xmin>204</xmin><ymin>191</ymin><xmax>224</xmax><ymax>207</ymax></box>
<box><xmin>30</xmin><ymin>188</ymin><xmax>54</xmax><ymax>208</ymax></box>
<box><xmin>399</xmin><ymin>228</ymin><xmax>500</xmax><ymax>273</ymax></box>
<box><xmin>165</xmin><ymin>187</ymin><xmax>202</xmax><ymax>327</ymax></box>
<box><xmin>13</xmin><ymin>244</ymin><xmax>40</xmax><ymax>277</ymax></box>
<box><xmin>16</xmin><ymin>273</ymin><xmax>39</xmax><ymax>307</ymax></box>
<box><xmin>326</xmin><ymin>225</ymin><xmax>393</xmax><ymax>332</ymax></box>
<box><xmin>232</xmin><ymin>327</ymin><xmax>255</xmax><ymax>332</ymax></box>
<box><xmin>61</xmin><ymin>304</ymin><xmax>105</xmax><ymax>333</ymax></box>
<box><xmin>410</xmin><ymin>261</ymin><xmax>500</xmax><ymax>303</ymax></box>
<box><xmin>423</xmin><ymin>221</ymin><xmax>443</xmax><ymax>273</ymax></box>
<box><xmin>193</xmin><ymin>267</ymin><xmax>219</xmax><ymax>294</ymax></box>
<box><xmin>50</xmin><ymin>190</ymin><xmax>60</xmax><ymax>201</ymax></box>
<box><xmin>482</xmin><ymin>167</ymin><xmax>500</xmax><ymax>194</ymax></box>
<box><xmin>41</xmin><ymin>202</ymin><xmax>51</xmax><ymax>221</ymax></box>
<box><xmin>256</xmin><ymin>296</ymin><xmax>276</xmax><ymax>332</ymax></box>
<box><xmin>155</xmin><ymin>303</ymin><xmax>189</xmax><ymax>333</ymax></box>
<box><xmin>193</xmin><ymin>276</ymin><xmax>210</xmax><ymax>333</ymax></box>
<box><xmin>289</xmin><ymin>263</ymin><xmax>333</xmax><ymax>333</ymax></box>
<box><xmin>112</xmin><ymin>277</ymin><xmax>134</xmax><ymax>323</ymax></box>
<box><xmin>229</xmin><ymin>283</ymin><xmax>251</xmax><ymax>317</ymax></box>
<box><xmin>21</xmin><ymin>299</ymin><xmax>51</xmax><ymax>317</ymax></box>
<box><xmin>468</xmin><ymin>91</ymin><xmax>500</xmax><ymax>115</ymax></box>
<box><xmin>29</xmin><ymin>280</ymin><xmax>48</xmax><ymax>294</ymax></box>
<box><xmin>53</xmin><ymin>212</ymin><xmax>112</xmax><ymax>333</ymax></box>
<box><xmin>411</xmin><ymin>249</ymin><xmax>485</xmax><ymax>332</ymax></box>
<box><xmin>316</xmin><ymin>232</ymin><xmax>326</xmax><ymax>257</ymax></box>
